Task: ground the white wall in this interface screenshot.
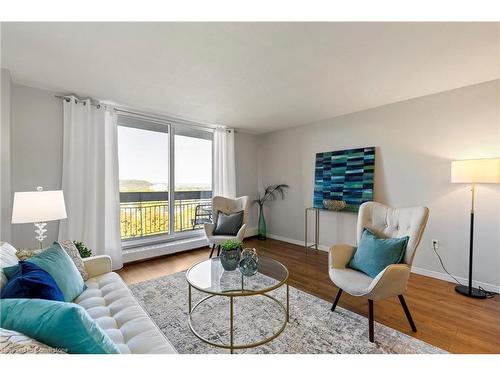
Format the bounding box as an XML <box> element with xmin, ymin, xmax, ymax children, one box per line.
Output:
<box><xmin>1</xmin><ymin>68</ymin><xmax>12</xmax><ymax>242</ymax></box>
<box><xmin>235</xmin><ymin>131</ymin><xmax>259</xmax><ymax>231</ymax></box>
<box><xmin>258</xmin><ymin>80</ymin><xmax>500</xmax><ymax>290</ymax></box>
<box><xmin>10</xmin><ymin>84</ymin><xmax>64</xmax><ymax>249</ymax></box>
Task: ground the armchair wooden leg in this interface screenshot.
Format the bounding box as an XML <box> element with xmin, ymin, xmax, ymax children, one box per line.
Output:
<box><xmin>368</xmin><ymin>299</ymin><xmax>374</xmax><ymax>343</ymax></box>
<box><xmin>398</xmin><ymin>295</ymin><xmax>417</xmax><ymax>332</ymax></box>
<box><xmin>330</xmin><ymin>289</ymin><xmax>343</xmax><ymax>312</ymax></box>
<box><xmin>209</xmin><ymin>245</ymin><xmax>215</xmax><ymax>258</ymax></box>
<box><xmin>217</xmin><ymin>245</ymin><xmax>221</xmax><ymax>257</ymax></box>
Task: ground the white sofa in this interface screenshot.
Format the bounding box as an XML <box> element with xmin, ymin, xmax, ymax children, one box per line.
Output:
<box><xmin>0</xmin><ymin>242</ymin><xmax>176</xmax><ymax>354</ymax></box>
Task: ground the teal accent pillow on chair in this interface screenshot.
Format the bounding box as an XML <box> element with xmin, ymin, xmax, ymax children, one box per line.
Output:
<box><xmin>348</xmin><ymin>229</ymin><xmax>409</xmax><ymax>278</ymax></box>
<box><xmin>0</xmin><ymin>298</ymin><xmax>120</xmax><ymax>354</ymax></box>
<box><xmin>4</xmin><ymin>242</ymin><xmax>85</xmax><ymax>302</ymax></box>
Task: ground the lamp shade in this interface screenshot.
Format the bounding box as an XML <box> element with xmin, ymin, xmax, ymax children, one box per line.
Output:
<box><xmin>12</xmin><ymin>190</ymin><xmax>67</xmax><ymax>223</ymax></box>
<box><xmin>451</xmin><ymin>158</ymin><xmax>500</xmax><ymax>184</ymax></box>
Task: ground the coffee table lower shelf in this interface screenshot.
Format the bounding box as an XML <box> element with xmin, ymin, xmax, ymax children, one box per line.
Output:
<box><xmin>187</xmin><ymin>283</ymin><xmax>290</xmax><ymax>353</ymax></box>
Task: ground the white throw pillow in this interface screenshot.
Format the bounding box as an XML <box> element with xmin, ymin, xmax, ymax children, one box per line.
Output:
<box><xmin>0</xmin><ymin>242</ymin><xmax>19</xmax><ymax>291</ymax></box>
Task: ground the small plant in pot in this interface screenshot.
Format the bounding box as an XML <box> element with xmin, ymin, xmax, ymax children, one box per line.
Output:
<box><xmin>219</xmin><ymin>239</ymin><xmax>242</xmax><ymax>271</ymax></box>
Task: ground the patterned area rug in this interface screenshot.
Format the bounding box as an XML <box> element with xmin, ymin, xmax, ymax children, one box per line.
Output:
<box><xmin>130</xmin><ymin>272</ymin><xmax>446</xmax><ymax>354</ymax></box>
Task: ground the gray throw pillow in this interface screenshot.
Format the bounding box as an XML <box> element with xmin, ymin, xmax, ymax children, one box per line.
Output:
<box><xmin>213</xmin><ymin>210</ymin><xmax>244</xmax><ymax>236</ymax></box>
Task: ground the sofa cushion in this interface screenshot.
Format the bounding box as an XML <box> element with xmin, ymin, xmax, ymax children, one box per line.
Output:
<box><xmin>0</xmin><ymin>242</ymin><xmax>19</xmax><ymax>291</ymax></box>
<box><xmin>75</xmin><ymin>272</ymin><xmax>176</xmax><ymax>354</ymax></box>
<box><xmin>5</xmin><ymin>243</ymin><xmax>86</xmax><ymax>302</ymax></box>
<box><xmin>0</xmin><ymin>298</ymin><xmax>120</xmax><ymax>354</ymax></box>
<box><xmin>1</xmin><ymin>261</ymin><xmax>65</xmax><ymax>301</ymax></box>
<box><xmin>58</xmin><ymin>240</ymin><xmax>89</xmax><ymax>281</ymax></box>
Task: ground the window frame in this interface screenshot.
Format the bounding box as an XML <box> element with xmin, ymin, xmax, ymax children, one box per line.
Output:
<box><xmin>117</xmin><ymin>113</ymin><xmax>214</xmax><ymax>250</ymax></box>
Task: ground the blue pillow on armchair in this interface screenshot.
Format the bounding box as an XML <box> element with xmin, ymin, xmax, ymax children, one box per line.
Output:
<box><xmin>348</xmin><ymin>229</ymin><xmax>409</xmax><ymax>278</ymax></box>
<box><xmin>1</xmin><ymin>261</ymin><xmax>64</xmax><ymax>301</ymax></box>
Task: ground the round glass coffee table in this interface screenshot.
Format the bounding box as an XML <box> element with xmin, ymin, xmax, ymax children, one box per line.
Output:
<box><xmin>186</xmin><ymin>256</ymin><xmax>289</xmax><ymax>353</ymax></box>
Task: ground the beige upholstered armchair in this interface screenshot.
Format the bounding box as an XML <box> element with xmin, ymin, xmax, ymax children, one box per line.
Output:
<box><xmin>329</xmin><ymin>201</ymin><xmax>429</xmax><ymax>342</ymax></box>
<box><xmin>204</xmin><ymin>196</ymin><xmax>251</xmax><ymax>258</ymax></box>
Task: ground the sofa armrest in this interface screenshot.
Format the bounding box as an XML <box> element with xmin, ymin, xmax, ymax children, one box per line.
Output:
<box><xmin>83</xmin><ymin>255</ymin><xmax>112</xmax><ymax>278</ymax></box>
<box><xmin>328</xmin><ymin>244</ymin><xmax>356</xmax><ymax>269</ymax></box>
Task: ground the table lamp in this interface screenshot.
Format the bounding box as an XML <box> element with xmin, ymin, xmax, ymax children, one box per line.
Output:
<box><xmin>451</xmin><ymin>158</ymin><xmax>500</xmax><ymax>298</ymax></box>
<box><xmin>11</xmin><ymin>187</ymin><xmax>67</xmax><ymax>249</ymax></box>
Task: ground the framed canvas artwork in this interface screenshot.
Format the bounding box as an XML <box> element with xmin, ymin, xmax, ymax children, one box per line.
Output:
<box><xmin>313</xmin><ymin>147</ymin><xmax>375</xmax><ymax>212</ymax></box>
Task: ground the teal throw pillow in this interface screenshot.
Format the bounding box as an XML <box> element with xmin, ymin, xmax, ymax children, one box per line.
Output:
<box><xmin>0</xmin><ymin>298</ymin><xmax>120</xmax><ymax>354</ymax></box>
<box><xmin>348</xmin><ymin>229</ymin><xmax>409</xmax><ymax>278</ymax></box>
<box><xmin>4</xmin><ymin>242</ymin><xmax>85</xmax><ymax>302</ymax></box>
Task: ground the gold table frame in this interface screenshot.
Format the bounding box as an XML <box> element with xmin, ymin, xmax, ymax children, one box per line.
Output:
<box><xmin>186</xmin><ymin>259</ymin><xmax>290</xmax><ymax>354</ymax></box>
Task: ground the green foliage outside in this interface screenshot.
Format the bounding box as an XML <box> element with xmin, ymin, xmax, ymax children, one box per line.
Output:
<box><xmin>120</xmin><ymin>198</ymin><xmax>211</xmax><ymax>239</ymax></box>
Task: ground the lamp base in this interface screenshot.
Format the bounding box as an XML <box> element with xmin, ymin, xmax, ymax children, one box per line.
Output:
<box><xmin>455</xmin><ymin>285</ymin><xmax>487</xmax><ymax>299</ymax></box>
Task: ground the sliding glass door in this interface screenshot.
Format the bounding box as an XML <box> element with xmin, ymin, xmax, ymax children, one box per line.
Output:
<box><xmin>117</xmin><ymin>114</ymin><xmax>213</xmax><ymax>247</ymax></box>
<box><xmin>174</xmin><ymin>126</ymin><xmax>213</xmax><ymax>233</ymax></box>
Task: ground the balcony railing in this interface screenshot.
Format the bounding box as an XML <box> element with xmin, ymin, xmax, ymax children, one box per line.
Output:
<box><xmin>120</xmin><ymin>191</ymin><xmax>212</xmax><ymax>240</ymax></box>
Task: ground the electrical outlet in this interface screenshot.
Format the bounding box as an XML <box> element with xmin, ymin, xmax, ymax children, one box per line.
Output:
<box><xmin>432</xmin><ymin>239</ymin><xmax>439</xmax><ymax>250</ymax></box>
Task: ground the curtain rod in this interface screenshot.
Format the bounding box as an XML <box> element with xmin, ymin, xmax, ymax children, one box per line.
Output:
<box><xmin>54</xmin><ymin>95</ymin><xmax>224</xmax><ymax>132</ymax></box>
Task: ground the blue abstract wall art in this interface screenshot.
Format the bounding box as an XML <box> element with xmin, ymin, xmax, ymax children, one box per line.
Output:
<box><xmin>313</xmin><ymin>147</ymin><xmax>375</xmax><ymax>212</ymax></box>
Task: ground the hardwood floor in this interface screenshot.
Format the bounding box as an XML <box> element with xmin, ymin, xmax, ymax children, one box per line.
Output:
<box><xmin>117</xmin><ymin>237</ymin><xmax>500</xmax><ymax>354</ymax></box>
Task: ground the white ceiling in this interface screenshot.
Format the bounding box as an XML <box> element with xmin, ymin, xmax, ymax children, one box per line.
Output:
<box><xmin>2</xmin><ymin>22</ymin><xmax>499</xmax><ymax>133</ymax></box>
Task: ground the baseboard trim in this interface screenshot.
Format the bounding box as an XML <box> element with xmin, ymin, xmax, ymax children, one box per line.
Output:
<box><xmin>266</xmin><ymin>232</ymin><xmax>500</xmax><ymax>293</ymax></box>
<box><xmin>266</xmin><ymin>233</ymin><xmax>330</xmax><ymax>251</ymax></box>
<box><xmin>410</xmin><ymin>266</ymin><xmax>500</xmax><ymax>294</ymax></box>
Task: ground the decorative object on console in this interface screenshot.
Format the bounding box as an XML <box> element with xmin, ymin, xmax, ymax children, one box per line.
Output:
<box><xmin>11</xmin><ymin>187</ymin><xmax>67</xmax><ymax>249</ymax></box>
<box><xmin>255</xmin><ymin>184</ymin><xmax>289</xmax><ymax>240</ymax></box>
<box><xmin>219</xmin><ymin>239</ymin><xmax>242</xmax><ymax>271</ymax></box>
<box><xmin>239</xmin><ymin>248</ymin><xmax>259</xmax><ymax>276</ymax></box>
<box><xmin>314</xmin><ymin>147</ymin><xmax>375</xmax><ymax>212</ymax></box>
<box><xmin>451</xmin><ymin>158</ymin><xmax>500</xmax><ymax>299</ymax></box>
<box><xmin>322</xmin><ymin>199</ymin><xmax>347</xmax><ymax>211</ymax></box>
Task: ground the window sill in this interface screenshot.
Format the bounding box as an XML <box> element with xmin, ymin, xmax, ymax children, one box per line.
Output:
<box><xmin>122</xmin><ymin>235</ymin><xmax>208</xmax><ymax>263</ymax></box>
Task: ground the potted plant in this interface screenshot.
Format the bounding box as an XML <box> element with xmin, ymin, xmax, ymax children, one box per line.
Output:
<box><xmin>255</xmin><ymin>184</ymin><xmax>289</xmax><ymax>240</ymax></box>
<box><xmin>73</xmin><ymin>241</ymin><xmax>92</xmax><ymax>258</ymax></box>
<box><xmin>219</xmin><ymin>239</ymin><xmax>242</xmax><ymax>271</ymax></box>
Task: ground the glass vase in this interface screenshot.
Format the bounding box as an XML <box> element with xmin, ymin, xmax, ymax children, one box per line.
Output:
<box><xmin>258</xmin><ymin>205</ymin><xmax>267</xmax><ymax>240</ymax></box>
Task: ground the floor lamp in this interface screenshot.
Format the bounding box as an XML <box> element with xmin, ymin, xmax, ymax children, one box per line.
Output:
<box><xmin>451</xmin><ymin>158</ymin><xmax>500</xmax><ymax>299</ymax></box>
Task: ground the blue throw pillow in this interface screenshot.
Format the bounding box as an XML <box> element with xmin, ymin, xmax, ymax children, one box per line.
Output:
<box><xmin>348</xmin><ymin>229</ymin><xmax>409</xmax><ymax>278</ymax></box>
<box><xmin>1</xmin><ymin>261</ymin><xmax>64</xmax><ymax>301</ymax></box>
<box><xmin>4</xmin><ymin>242</ymin><xmax>85</xmax><ymax>302</ymax></box>
<box><xmin>0</xmin><ymin>298</ymin><xmax>120</xmax><ymax>354</ymax></box>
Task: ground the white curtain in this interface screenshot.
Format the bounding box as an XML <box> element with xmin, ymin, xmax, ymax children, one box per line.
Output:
<box><xmin>58</xmin><ymin>97</ymin><xmax>123</xmax><ymax>270</ymax></box>
<box><xmin>213</xmin><ymin>127</ymin><xmax>236</xmax><ymax>198</ymax></box>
